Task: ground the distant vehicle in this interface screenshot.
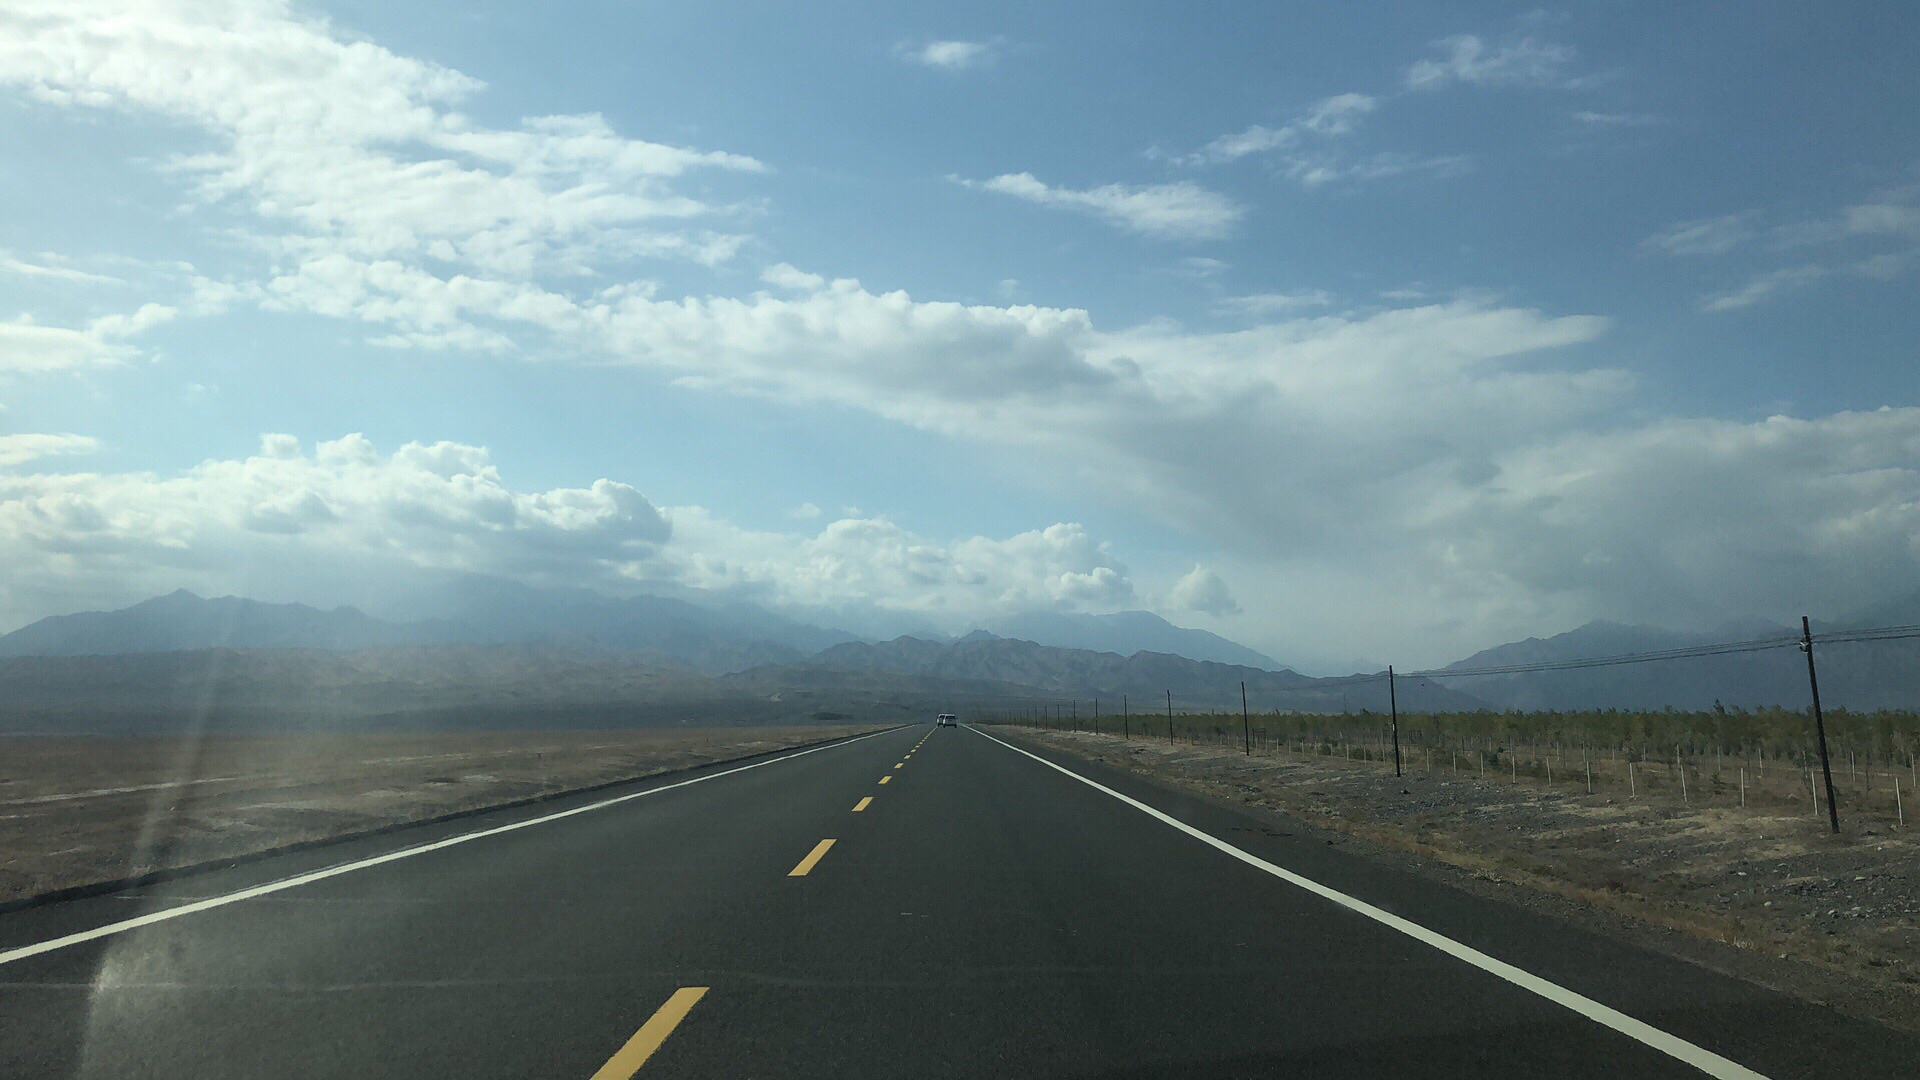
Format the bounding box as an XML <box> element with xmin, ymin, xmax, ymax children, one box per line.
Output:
<box><xmin>936</xmin><ymin>713</ymin><xmax>957</xmax><ymax>727</ymax></box>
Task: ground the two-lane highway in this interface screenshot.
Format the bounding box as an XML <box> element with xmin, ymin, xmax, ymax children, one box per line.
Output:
<box><xmin>2</xmin><ymin>722</ymin><xmax>1915</xmax><ymax>1077</ymax></box>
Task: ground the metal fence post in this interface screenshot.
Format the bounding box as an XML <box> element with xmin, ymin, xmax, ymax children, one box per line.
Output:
<box><xmin>1166</xmin><ymin>689</ymin><xmax>1174</xmax><ymax>745</ymax></box>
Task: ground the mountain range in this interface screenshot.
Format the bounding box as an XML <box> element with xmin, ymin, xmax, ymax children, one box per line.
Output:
<box><xmin>3</xmin><ymin>585</ymin><xmax>1917</xmax><ymax>722</ymax></box>
<box><xmin>736</xmin><ymin>634</ymin><xmax>1479</xmax><ymax>713</ymax></box>
<box><xmin>0</xmin><ymin>584</ymin><xmax>1291</xmax><ymax>677</ymax></box>
<box><xmin>0</xmin><ymin>585</ymin><xmax>850</xmax><ymax>675</ymax></box>
<box><xmin>1438</xmin><ymin>601</ymin><xmax>1920</xmax><ymax>712</ymax></box>
<box><xmin>977</xmin><ymin>610</ymin><xmax>1283</xmax><ymax>669</ymax></box>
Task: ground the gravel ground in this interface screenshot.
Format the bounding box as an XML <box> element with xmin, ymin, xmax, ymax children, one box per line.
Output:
<box><xmin>0</xmin><ymin>725</ymin><xmax>880</xmax><ymax>904</ymax></box>
<box><xmin>1018</xmin><ymin>727</ymin><xmax>1920</xmax><ymax>1034</ymax></box>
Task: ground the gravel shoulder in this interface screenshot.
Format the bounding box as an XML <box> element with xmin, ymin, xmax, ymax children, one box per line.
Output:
<box><xmin>0</xmin><ymin>725</ymin><xmax>881</xmax><ymax>904</ymax></box>
<box><xmin>1015</xmin><ymin>727</ymin><xmax>1920</xmax><ymax>1035</ymax></box>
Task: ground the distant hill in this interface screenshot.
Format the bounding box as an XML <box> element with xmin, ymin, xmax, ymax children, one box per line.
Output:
<box><xmin>0</xmin><ymin>590</ymin><xmax>444</xmax><ymax>657</ymax></box>
<box><xmin>1438</xmin><ymin>618</ymin><xmax>1920</xmax><ymax>711</ymax></box>
<box><xmin>982</xmin><ymin>610</ymin><xmax>1285</xmax><ymax>670</ymax></box>
<box><xmin>0</xmin><ymin>584</ymin><xmax>1286</xmax><ymax>679</ymax></box>
<box><xmin>0</xmin><ymin>582</ymin><xmax>861</xmax><ymax>675</ymax></box>
<box><xmin>736</xmin><ymin>635</ymin><xmax>1484</xmax><ymax>713</ymax></box>
<box><xmin>366</xmin><ymin>575</ymin><xmax>857</xmax><ymax>661</ymax></box>
<box><xmin>1833</xmin><ymin>588</ymin><xmax>1920</xmax><ymax>633</ymax></box>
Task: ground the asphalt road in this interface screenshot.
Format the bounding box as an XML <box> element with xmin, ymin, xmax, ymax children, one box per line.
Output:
<box><xmin>2</xmin><ymin>722</ymin><xmax>1915</xmax><ymax>1078</ymax></box>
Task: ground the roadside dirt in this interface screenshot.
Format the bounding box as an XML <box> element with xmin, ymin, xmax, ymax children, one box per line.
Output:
<box><xmin>0</xmin><ymin>725</ymin><xmax>879</xmax><ymax>904</ymax></box>
<box><xmin>1020</xmin><ymin>728</ymin><xmax>1920</xmax><ymax>1034</ymax></box>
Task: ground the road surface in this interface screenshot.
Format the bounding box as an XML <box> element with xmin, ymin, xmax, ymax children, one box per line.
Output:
<box><xmin>1</xmin><ymin>723</ymin><xmax>1912</xmax><ymax>1078</ymax></box>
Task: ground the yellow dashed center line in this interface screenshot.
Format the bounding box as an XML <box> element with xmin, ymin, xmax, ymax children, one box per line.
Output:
<box><xmin>589</xmin><ymin>986</ymin><xmax>708</xmax><ymax>1078</ymax></box>
<box><xmin>894</xmin><ymin>763</ymin><xmax>904</xmax><ymax>769</ymax></box>
<box><xmin>878</xmin><ymin>776</ymin><xmax>891</xmax><ymax>784</ymax></box>
<box><xmin>852</xmin><ymin>796</ymin><xmax>872</xmax><ymax>812</ymax></box>
<box><xmin>788</xmin><ymin>838</ymin><xmax>836</xmax><ymax>877</ymax></box>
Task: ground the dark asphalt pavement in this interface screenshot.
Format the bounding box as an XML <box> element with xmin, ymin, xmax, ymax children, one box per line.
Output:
<box><xmin>1</xmin><ymin>723</ymin><xmax>1914</xmax><ymax>1078</ymax></box>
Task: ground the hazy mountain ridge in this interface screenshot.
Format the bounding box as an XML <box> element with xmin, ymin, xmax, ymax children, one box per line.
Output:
<box><xmin>0</xmin><ymin>585</ymin><xmax>1293</xmax><ymax>676</ymax></box>
<box><xmin>1441</xmin><ymin>613</ymin><xmax>1920</xmax><ymax>711</ymax></box>
<box><xmin>0</xmin><ymin>590</ymin><xmax>447</xmax><ymax>657</ymax></box>
<box><xmin>754</xmin><ymin>635</ymin><xmax>1484</xmax><ymax>713</ymax></box>
<box><xmin>0</xmin><ymin>586</ymin><xmax>849</xmax><ymax>676</ymax></box>
<box><xmin>979</xmin><ymin>611</ymin><xmax>1285</xmax><ymax>669</ymax></box>
<box><xmin>7</xmin><ymin>588</ymin><xmax>1916</xmax><ymax>717</ymax></box>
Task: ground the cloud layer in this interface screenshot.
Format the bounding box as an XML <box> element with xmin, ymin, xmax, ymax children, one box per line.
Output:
<box><xmin>0</xmin><ymin>433</ymin><xmax>1137</xmax><ymax>633</ymax></box>
<box><xmin>955</xmin><ymin>173</ymin><xmax>1243</xmax><ymax>240</ymax></box>
<box><xmin>1</xmin><ymin>3</ymin><xmax>1914</xmax><ymax>668</ymax></box>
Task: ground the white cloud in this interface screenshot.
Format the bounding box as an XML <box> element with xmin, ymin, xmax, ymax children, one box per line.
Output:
<box><xmin>1185</xmin><ymin>93</ymin><xmax>1376</xmax><ymax>166</ymax></box>
<box><xmin>1571</xmin><ymin>110</ymin><xmax>1660</xmax><ymax>127</ymax></box>
<box><xmin>1170</xmin><ymin>564</ymin><xmax>1239</xmax><ymax>616</ymax></box>
<box><xmin>761</xmin><ymin>263</ymin><xmax>827</xmax><ymax>291</ymax></box>
<box><xmin>1212</xmin><ymin>292</ymin><xmax>1335</xmax><ymax>316</ymax></box>
<box><xmin>0</xmin><ymin>304</ymin><xmax>178</xmax><ymax>373</ymax></box>
<box><xmin>1642</xmin><ymin>214</ymin><xmax>1751</xmax><ymax>256</ymax></box>
<box><xmin>1700</xmin><ymin>251</ymin><xmax>1912</xmax><ymax>313</ymax></box>
<box><xmin>0</xmin><ymin>434</ymin><xmax>99</xmax><ymax>468</ymax></box>
<box><xmin>0</xmin><ymin>253</ymin><xmax>126</xmax><ymax>287</ymax></box>
<box><xmin>1772</xmin><ymin>199</ymin><xmax>1920</xmax><ymax>248</ymax></box>
<box><xmin>1301</xmin><ymin>92</ymin><xmax>1378</xmax><ymax>135</ymax></box>
<box><xmin>1434</xmin><ymin>409</ymin><xmax>1920</xmax><ymax>631</ymax></box>
<box><xmin>1406</xmin><ymin>35</ymin><xmax>1576</xmax><ymax>90</ymax></box>
<box><xmin>1179</xmin><ymin>85</ymin><xmax>1464</xmax><ymax>188</ymax></box>
<box><xmin>899</xmin><ymin>40</ymin><xmax>996</xmax><ymax>70</ymax></box>
<box><xmin>660</xmin><ymin>512</ymin><xmax>1132</xmax><ymax>620</ymax></box>
<box><xmin>0</xmin><ymin>425</ymin><xmax>1142</xmax><ymax>629</ymax></box>
<box><xmin>0</xmin><ymin>1</ymin><xmax>761</xmax><ymax>279</ymax></box>
<box><xmin>1840</xmin><ymin>202</ymin><xmax>1920</xmax><ymax>238</ymax></box>
<box><xmin>7</xmin><ymin>0</ymin><xmax>1913</xmax><ymax>667</ymax></box>
<box><xmin>956</xmin><ymin>173</ymin><xmax>1243</xmax><ymax>240</ymax></box>
<box><xmin>0</xmin><ymin>433</ymin><xmax>672</xmax><ymax>625</ymax></box>
<box><xmin>1280</xmin><ymin>151</ymin><xmax>1471</xmax><ymax>188</ymax></box>
<box><xmin>1664</xmin><ymin>189</ymin><xmax>1920</xmax><ymax>311</ymax></box>
<box><xmin>1174</xmin><ymin>257</ymin><xmax>1229</xmax><ymax>279</ymax></box>
<box><xmin>1700</xmin><ymin>265</ymin><xmax>1828</xmax><ymax>312</ymax></box>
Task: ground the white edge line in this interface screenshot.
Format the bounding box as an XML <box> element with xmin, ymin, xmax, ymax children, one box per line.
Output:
<box><xmin>964</xmin><ymin>725</ymin><xmax>1769</xmax><ymax>1080</ymax></box>
<box><xmin>0</xmin><ymin>727</ymin><xmax>901</xmax><ymax>967</ymax></box>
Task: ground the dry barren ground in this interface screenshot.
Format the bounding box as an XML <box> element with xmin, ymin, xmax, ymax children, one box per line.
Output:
<box><xmin>0</xmin><ymin>725</ymin><xmax>879</xmax><ymax>904</ymax></box>
<box><xmin>1017</xmin><ymin>728</ymin><xmax>1920</xmax><ymax>1033</ymax></box>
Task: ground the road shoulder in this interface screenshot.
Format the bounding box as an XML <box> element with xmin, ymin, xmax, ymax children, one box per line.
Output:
<box><xmin>998</xmin><ymin>727</ymin><xmax>1920</xmax><ymax>1037</ymax></box>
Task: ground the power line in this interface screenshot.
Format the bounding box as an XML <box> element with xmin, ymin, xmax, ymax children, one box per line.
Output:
<box><xmin>1820</xmin><ymin>624</ymin><xmax>1920</xmax><ymax>645</ymax></box>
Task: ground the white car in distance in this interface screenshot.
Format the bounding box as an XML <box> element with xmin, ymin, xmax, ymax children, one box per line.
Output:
<box><xmin>936</xmin><ymin>713</ymin><xmax>957</xmax><ymax>727</ymax></box>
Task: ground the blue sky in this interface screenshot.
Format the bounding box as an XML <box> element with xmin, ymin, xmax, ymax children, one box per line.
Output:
<box><xmin>2</xmin><ymin>1</ymin><xmax>1917</xmax><ymax>670</ymax></box>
